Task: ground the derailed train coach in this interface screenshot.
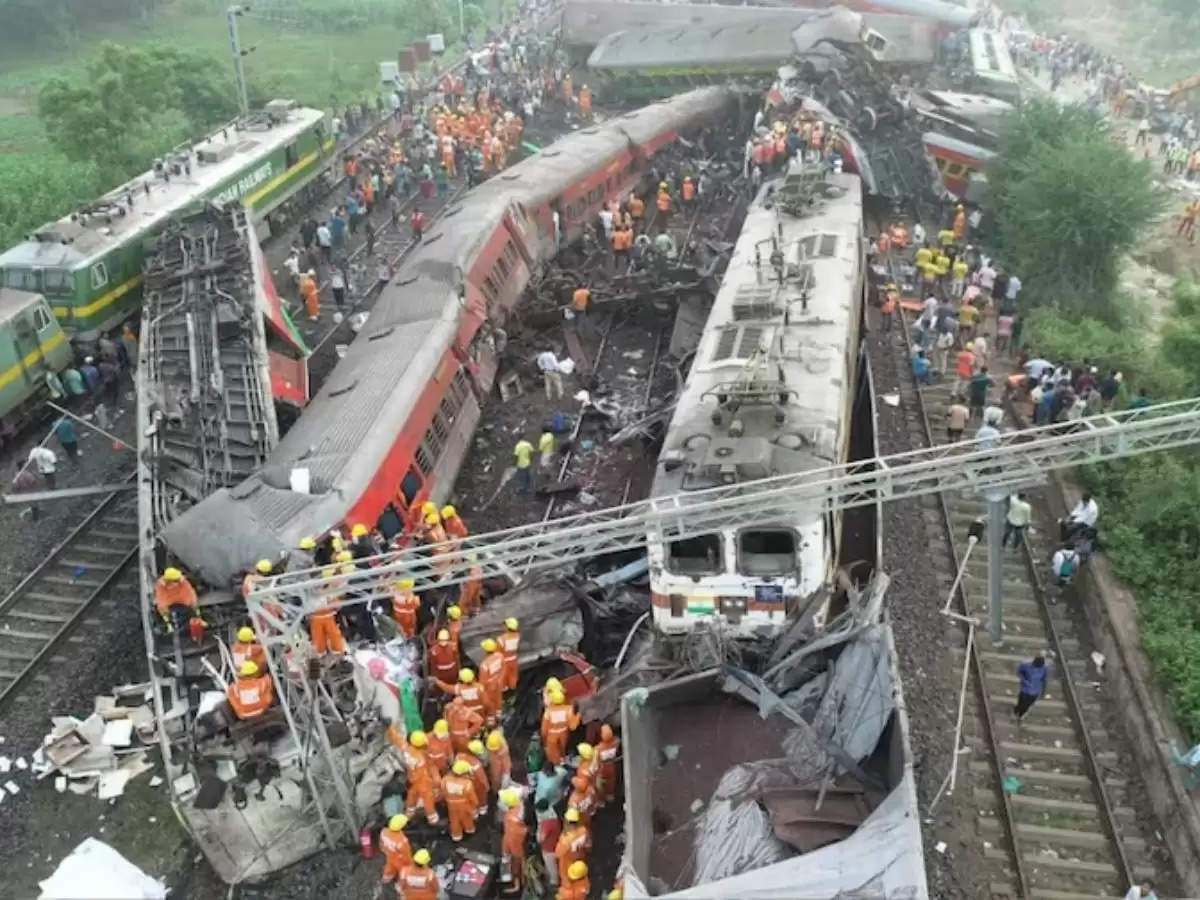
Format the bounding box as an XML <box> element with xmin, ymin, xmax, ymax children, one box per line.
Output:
<box><xmin>161</xmin><ymin>88</ymin><xmax>743</xmax><ymax>586</ymax></box>
<box><xmin>647</xmin><ymin>167</ymin><xmax>866</xmax><ymax>637</ymax></box>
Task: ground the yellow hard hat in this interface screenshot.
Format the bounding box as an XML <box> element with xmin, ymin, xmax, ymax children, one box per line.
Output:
<box><xmin>448</xmin><ymin>606</ymin><xmax>462</xmax><ymax>620</ymax></box>
<box><xmin>335</xmin><ymin>550</ymin><xmax>353</xmax><ymax>563</ymax></box>
<box><xmin>577</xmin><ymin>742</ymin><xmax>595</xmax><ymax>760</ymax></box>
<box><xmin>565</xmin><ymin>807</ymin><xmax>581</xmax><ymax>823</ymax></box>
<box><xmin>299</xmin><ymin>536</ymin><xmax>316</xmax><ymax>550</ymax></box>
<box><xmin>421</xmin><ymin>501</ymin><xmax>437</xmax><ymax>515</ymax></box>
<box><xmin>437</xmin><ymin>629</ymin><xmax>450</xmax><ymax>641</ymax></box>
<box><xmin>441</xmin><ymin>504</ymin><xmax>457</xmax><ymax>519</ymax></box>
<box><xmin>331</xmin><ymin>536</ymin><xmax>344</xmax><ymax>551</ymax></box>
<box><xmin>237</xmin><ymin>626</ymin><xmax>255</xmax><ymax>643</ymax></box>
<box><xmin>568</xmin><ymin>861</ymin><xmax>588</xmax><ymax>881</ymax></box>
<box><xmin>321</xmin><ymin>567</ymin><xmax>337</xmax><ymax>578</ymax></box>
<box><xmin>499</xmin><ymin>787</ymin><xmax>520</xmax><ymax>807</ymax></box>
<box><xmin>256</xmin><ymin>559</ymin><xmax>272</xmax><ymax>574</ymax></box>
<box><xmin>163</xmin><ymin>567</ymin><xmax>182</xmax><ymax>582</ymax></box>
<box><xmin>608</xmin><ymin>889</ymin><xmax>624</xmax><ymax>900</ymax></box>
<box><xmin>965</xmin><ymin>341</ymin><xmax>974</xmax><ymax>350</ymax></box>
<box><xmin>240</xmin><ymin>660</ymin><xmax>259</xmax><ymax>677</ymax></box>
<box><xmin>433</xmin><ymin>719</ymin><xmax>449</xmax><ymax>736</ymax></box>
<box><xmin>425</xmin><ymin>513</ymin><xmax>440</xmax><ymax>525</ymax></box>
<box><xmin>351</xmin><ymin>523</ymin><xmax>368</xmax><ymax>537</ymax></box>
<box><xmin>481</xmin><ymin>638</ymin><xmax>498</xmax><ymax>653</ymax></box>
<box><xmin>410</xmin><ymin>730</ymin><xmax>428</xmax><ymax>748</ymax></box>
<box><xmin>459</xmin><ymin>668</ymin><xmax>475</xmax><ymax>683</ymax></box>
<box><xmin>399</xmin><ymin>578</ymin><xmax>415</xmax><ymax>590</ymax></box>
<box><xmin>505</xmin><ymin>617</ymin><xmax>518</xmax><ymax>631</ymax></box>
<box><xmin>468</xmin><ymin>739</ymin><xmax>484</xmax><ymax>756</ymax></box>
<box><xmin>413</xmin><ymin>848</ymin><xmax>432</xmax><ymax>866</ymax></box>
<box><xmin>546</xmin><ymin>677</ymin><xmax>562</xmax><ymax>691</ymax></box>
<box><xmin>549</xmin><ymin>689</ymin><xmax>565</xmax><ymax>705</ymax></box>
<box><xmin>452</xmin><ymin>759</ymin><xmax>470</xmax><ymax>775</ymax></box>
<box><xmin>389</xmin><ymin>813</ymin><xmax>409</xmax><ymax>831</ymax></box>
<box><xmin>486</xmin><ymin>730</ymin><xmax>504</xmax><ymax>751</ymax></box>
<box><xmin>658</xmin><ymin>181</ymin><xmax>667</xmax><ymax>189</ymax></box>
<box><xmin>340</xmin><ymin>563</ymin><xmax>357</xmax><ymax>575</ymax></box>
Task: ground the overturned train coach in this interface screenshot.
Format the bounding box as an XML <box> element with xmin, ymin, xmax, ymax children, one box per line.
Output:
<box><xmin>648</xmin><ymin>167</ymin><xmax>865</xmax><ymax>637</ymax></box>
<box><xmin>162</xmin><ymin>88</ymin><xmax>741</xmax><ymax>585</ymax></box>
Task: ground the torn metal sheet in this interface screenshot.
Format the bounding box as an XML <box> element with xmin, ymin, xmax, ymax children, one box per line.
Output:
<box><xmin>460</xmin><ymin>578</ymin><xmax>584</xmax><ymax>668</ymax></box>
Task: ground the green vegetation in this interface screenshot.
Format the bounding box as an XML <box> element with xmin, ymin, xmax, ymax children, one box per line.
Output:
<box><xmin>0</xmin><ymin>0</ymin><xmax>493</xmax><ymax>249</ymax></box>
<box><xmin>987</xmin><ymin>99</ymin><xmax>1166</xmax><ymax>327</ymax></box>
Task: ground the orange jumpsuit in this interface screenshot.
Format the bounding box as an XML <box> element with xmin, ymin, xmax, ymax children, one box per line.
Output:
<box><xmin>301</xmin><ymin>275</ymin><xmax>319</xmax><ymax>320</ymax></box>
<box><xmin>155</xmin><ymin>576</ymin><xmax>197</xmax><ymax>619</ymax></box>
<box><xmin>309</xmin><ymin>593</ymin><xmax>346</xmax><ymax>655</ymax></box>
<box><xmin>541</xmin><ymin>701</ymin><xmax>580</xmax><ymax>765</ymax></box>
<box><xmin>629</xmin><ymin>195</ymin><xmax>644</xmax><ymax>222</ymax></box>
<box><xmin>231</xmin><ymin>640</ymin><xmax>266</xmax><ymax>672</ymax></box>
<box><xmin>952</xmin><ymin>210</ymin><xmax>966</xmax><ymax>242</ymax></box>
<box><xmin>488</xmin><ymin>736</ymin><xmax>511</xmax><ymax>791</ymax></box>
<box><xmin>554</xmin><ymin>824</ymin><xmax>591</xmax><ymax>885</ymax></box>
<box><xmin>579</xmin><ymin>86</ymin><xmax>592</xmax><ymax>118</ymax></box>
<box><xmin>379</xmin><ymin>826</ymin><xmax>412</xmax><ymax>883</ymax></box>
<box><xmin>427</xmin><ymin>730</ymin><xmax>452</xmax><ymax>777</ymax></box>
<box><xmin>441</xmin><ymin>138</ymin><xmax>456</xmax><ymax>177</ymax></box>
<box><xmin>446</xmin><ymin>618</ymin><xmax>463</xmax><ymax>656</ymax></box>
<box><xmin>392</xmin><ymin>589</ymin><xmax>419</xmax><ymax>638</ymax></box>
<box><xmin>441</xmin><ymin>770</ymin><xmax>479</xmax><ymax>840</ymax></box>
<box><xmin>498</xmin><ymin>630</ymin><xmax>520</xmax><ymax>690</ymax></box>
<box><xmin>446</xmin><ymin>699</ymin><xmax>484</xmax><ymax>754</ymax></box>
<box><xmin>429</xmin><ymin>637</ymin><xmax>459</xmax><ymax>684</ymax></box>
<box><xmin>656</xmin><ymin>190</ymin><xmax>671</xmax><ymax>215</ymax></box>
<box><xmin>566</xmin><ymin>770</ymin><xmax>597</xmax><ymax>826</ymax></box>
<box><xmin>557</xmin><ymin>875</ymin><xmax>590</xmax><ymax>900</ymax></box>
<box><xmin>402</xmin><ymin>743</ymin><xmax>439</xmax><ymax>823</ymax></box>
<box><xmin>563</xmin><ymin>73</ymin><xmax>574</xmax><ymax>103</ymax></box>
<box><xmin>444</xmin><ymin>514</ymin><xmax>468</xmax><ymax>542</ymax></box>
<box><xmin>682</xmin><ymin>179</ymin><xmax>695</xmax><ymax>203</ymax></box>
<box><xmin>456</xmin><ymin>750</ymin><xmax>490</xmax><ymax>814</ymax></box>
<box><xmin>478</xmin><ymin>650</ymin><xmax>505</xmax><ymax>723</ymax></box>
<box><xmin>398</xmin><ymin>864</ymin><xmax>439</xmax><ymax>900</ymax></box>
<box><xmin>502</xmin><ymin>803</ymin><xmax>529</xmax><ymax>889</ymax></box>
<box><xmin>436</xmin><ymin>678</ymin><xmax>487</xmax><ymax>723</ymax></box>
<box><xmin>458</xmin><ymin>571</ymin><xmax>482</xmax><ymax>616</ymax></box>
<box><xmin>596</xmin><ymin>733</ymin><xmax>621</xmax><ymax>804</ymax></box>
<box><xmin>227</xmin><ymin>674</ymin><xmax>274</xmax><ymax>719</ymax></box>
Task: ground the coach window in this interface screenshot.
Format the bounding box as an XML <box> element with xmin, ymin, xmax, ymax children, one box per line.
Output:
<box><xmin>42</xmin><ymin>268</ymin><xmax>72</xmax><ymax>296</ymax></box>
<box><xmin>399</xmin><ymin>467</ymin><xmax>422</xmax><ymax>503</ymax></box>
<box><xmin>285</xmin><ymin>141</ymin><xmax>299</xmax><ymax>169</ymax></box>
<box><xmin>90</xmin><ymin>262</ymin><xmax>109</xmax><ymax>291</ymax></box>
<box><xmin>667</xmin><ymin>535</ymin><xmax>724</xmax><ymax>577</ymax></box>
<box><xmin>737</xmin><ymin>529</ymin><xmax>797</xmax><ymax>577</ymax></box>
<box><xmin>946</xmin><ymin>162</ymin><xmax>966</xmax><ymax>178</ymax></box>
<box><xmin>4</xmin><ymin>267</ymin><xmax>37</xmax><ymax>291</ymax></box>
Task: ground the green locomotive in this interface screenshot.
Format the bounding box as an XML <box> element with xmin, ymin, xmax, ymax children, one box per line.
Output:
<box><xmin>0</xmin><ymin>100</ymin><xmax>329</xmax><ymax>344</ymax></box>
<box><xmin>0</xmin><ymin>289</ymin><xmax>74</xmax><ymax>434</ymax></box>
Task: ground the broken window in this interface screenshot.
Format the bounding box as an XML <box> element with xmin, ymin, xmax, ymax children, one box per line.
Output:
<box><xmin>667</xmin><ymin>534</ymin><xmax>723</xmax><ymax>576</ymax></box>
<box><xmin>737</xmin><ymin>529</ymin><xmax>797</xmax><ymax>577</ymax></box>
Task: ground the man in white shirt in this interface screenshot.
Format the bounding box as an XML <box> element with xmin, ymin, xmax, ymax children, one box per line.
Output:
<box><xmin>1003</xmin><ymin>491</ymin><xmax>1032</xmax><ymax>549</ymax></box>
<box><xmin>1070</xmin><ymin>492</ymin><xmax>1098</xmax><ymax>528</ymax></box>
<box><xmin>316</xmin><ymin>222</ymin><xmax>333</xmax><ymax>262</ymax></box>
<box><xmin>1051</xmin><ymin>541</ymin><xmax>1079</xmax><ymax>586</ymax></box>
<box><xmin>598</xmin><ymin>207</ymin><xmax>613</xmax><ymax>240</ymax></box>
<box><xmin>1006</xmin><ymin>273</ymin><xmax>1022</xmax><ymax>303</ymax></box>
<box><xmin>537</xmin><ymin>350</ymin><xmax>563</xmax><ymax>399</ymax></box>
<box><xmin>28</xmin><ymin>446</ymin><xmax>57</xmax><ymax>490</ymax></box>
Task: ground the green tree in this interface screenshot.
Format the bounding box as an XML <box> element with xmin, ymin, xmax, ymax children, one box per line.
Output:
<box><xmin>986</xmin><ymin>99</ymin><xmax>1165</xmax><ymax>326</ymax></box>
<box><xmin>38</xmin><ymin>42</ymin><xmax>237</xmax><ymax>173</ymax></box>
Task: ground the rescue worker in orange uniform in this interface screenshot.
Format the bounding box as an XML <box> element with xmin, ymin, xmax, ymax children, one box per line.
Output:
<box><xmin>429</xmin><ymin>629</ymin><xmax>459</xmax><ymax>685</ymax></box>
<box><xmin>391</xmin><ymin>578</ymin><xmax>420</xmax><ymax>638</ymax></box>
<box><xmin>441</xmin><ymin>505</ymin><xmax>468</xmax><ymax>543</ymax></box>
<box><xmin>241</xmin><ymin>558</ymin><xmax>273</xmax><ymax>599</ymax></box>
<box><xmin>486</xmin><ymin>729</ymin><xmax>511</xmax><ymax>792</ymax></box>
<box><xmin>681</xmin><ymin>175</ymin><xmax>695</xmax><ymax>208</ymax></box>
<box><xmin>458</xmin><ymin>739</ymin><xmax>491</xmax><ymax>815</ymax></box>
<box><xmin>499</xmin><ymin>787</ymin><xmax>528</xmax><ymax>892</ymax></box>
<box><xmin>952</xmin><ymin>204</ymin><xmax>966</xmax><ymax>243</ymax></box>
<box><xmin>445</xmin><ymin>697</ymin><xmax>485</xmax><ymax>753</ymax></box>
<box><xmin>402</xmin><ymin>730</ymin><xmax>440</xmax><ymax>825</ymax></box>
<box><xmin>231</xmin><ymin>626</ymin><xmax>266</xmax><ymax>672</ymax></box>
<box><xmin>579</xmin><ymin>84</ymin><xmax>592</xmax><ymax>119</ymax></box>
<box><xmin>436</xmin><ymin>667</ymin><xmax>488</xmax><ymax>722</ymax></box>
<box><xmin>554</xmin><ymin>807</ymin><xmax>591</xmax><ymax>886</ymax></box>
<box><xmin>441</xmin><ymin>135</ymin><xmax>456</xmax><ymax>178</ymax></box>
<box><xmin>227</xmin><ymin>660</ymin><xmax>275</xmax><ymax>720</ymax></box>
<box><xmin>309</xmin><ymin>567</ymin><xmax>347</xmax><ymax>655</ymax></box>
<box><xmin>595</xmin><ymin>724</ymin><xmax>621</xmax><ymax>805</ymax></box>
<box><xmin>445</xmin><ymin>605</ymin><xmax>464</xmax><ymax>655</ymax></box>
<box><xmin>398</xmin><ymin>848</ymin><xmax>438</xmax><ymax>900</ymax></box>
<box><xmin>567</xmin><ymin>744</ymin><xmax>598</xmax><ymax>825</ymax></box>
<box><xmin>478</xmin><ymin>638</ymin><xmax>505</xmax><ymax>725</ymax></box>
<box><xmin>562</xmin><ymin>72</ymin><xmax>574</xmax><ymax>104</ymax></box>
<box><xmin>542</xmin><ymin>689</ymin><xmax>581</xmax><ymax>765</ymax></box>
<box><xmin>155</xmin><ymin>566</ymin><xmax>198</xmax><ymax>631</ymax></box>
<box><xmin>428</xmin><ymin>718</ymin><xmax>453</xmax><ymax>776</ymax></box>
<box><xmin>301</xmin><ymin>269</ymin><xmax>320</xmax><ymax>321</ymax></box>
<box><xmin>442</xmin><ymin>759</ymin><xmax>480</xmax><ymax>841</ymax></box>
<box><xmin>379</xmin><ymin>814</ymin><xmax>412</xmax><ymax>884</ymax></box>
<box><xmin>542</xmin><ymin>677</ymin><xmax>564</xmax><ymax>710</ymax></box>
<box><xmin>558</xmin><ymin>860</ymin><xmax>591</xmax><ymax>900</ymax></box>
<box><xmin>499</xmin><ymin>617</ymin><xmax>520</xmax><ymax>690</ymax></box>
<box><xmin>628</xmin><ymin>193</ymin><xmax>644</xmax><ymax>225</ymax></box>
<box><xmin>655</xmin><ymin>182</ymin><xmax>671</xmax><ymax>231</ymax></box>
<box><xmin>458</xmin><ymin>565</ymin><xmax>484</xmax><ymax>616</ymax></box>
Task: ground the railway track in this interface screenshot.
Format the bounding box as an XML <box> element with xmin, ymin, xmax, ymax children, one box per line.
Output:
<box><xmin>0</xmin><ymin>486</ymin><xmax>138</xmax><ymax>707</ymax></box>
<box><xmin>879</xmin><ymin>305</ymin><xmax>1174</xmax><ymax>897</ymax></box>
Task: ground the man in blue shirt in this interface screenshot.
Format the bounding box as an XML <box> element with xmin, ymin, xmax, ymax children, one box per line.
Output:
<box><xmin>81</xmin><ymin>357</ymin><xmax>102</xmax><ymax>394</ymax></box>
<box><xmin>911</xmin><ymin>350</ymin><xmax>934</xmax><ymax>385</ymax></box>
<box><xmin>1014</xmin><ymin>655</ymin><xmax>1049</xmax><ymax>722</ymax></box>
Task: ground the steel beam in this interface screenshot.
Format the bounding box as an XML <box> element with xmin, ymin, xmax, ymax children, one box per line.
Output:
<box><xmin>2</xmin><ymin>483</ymin><xmax>138</xmax><ymax>504</ymax></box>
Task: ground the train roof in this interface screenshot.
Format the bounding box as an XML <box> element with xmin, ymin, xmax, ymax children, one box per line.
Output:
<box><xmin>922</xmin><ymin>130</ymin><xmax>997</xmax><ymax>160</ymax></box>
<box><xmin>586</xmin><ymin>7</ymin><xmax>865</xmax><ymax>72</ymax></box>
<box><xmin>653</xmin><ymin>168</ymin><xmax>863</xmax><ymax>499</ymax></box>
<box><xmin>0</xmin><ymin>288</ymin><xmax>50</xmax><ymax>323</ymax></box>
<box><xmin>0</xmin><ymin>105</ymin><xmax>324</xmax><ymax>271</ymax></box>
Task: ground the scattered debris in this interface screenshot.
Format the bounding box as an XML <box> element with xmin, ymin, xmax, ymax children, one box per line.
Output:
<box><xmin>934</xmin><ymin>841</ymin><xmax>947</xmax><ymax>854</ymax></box>
<box><xmin>37</xmin><ymin>838</ymin><xmax>166</xmax><ymax>900</ymax></box>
